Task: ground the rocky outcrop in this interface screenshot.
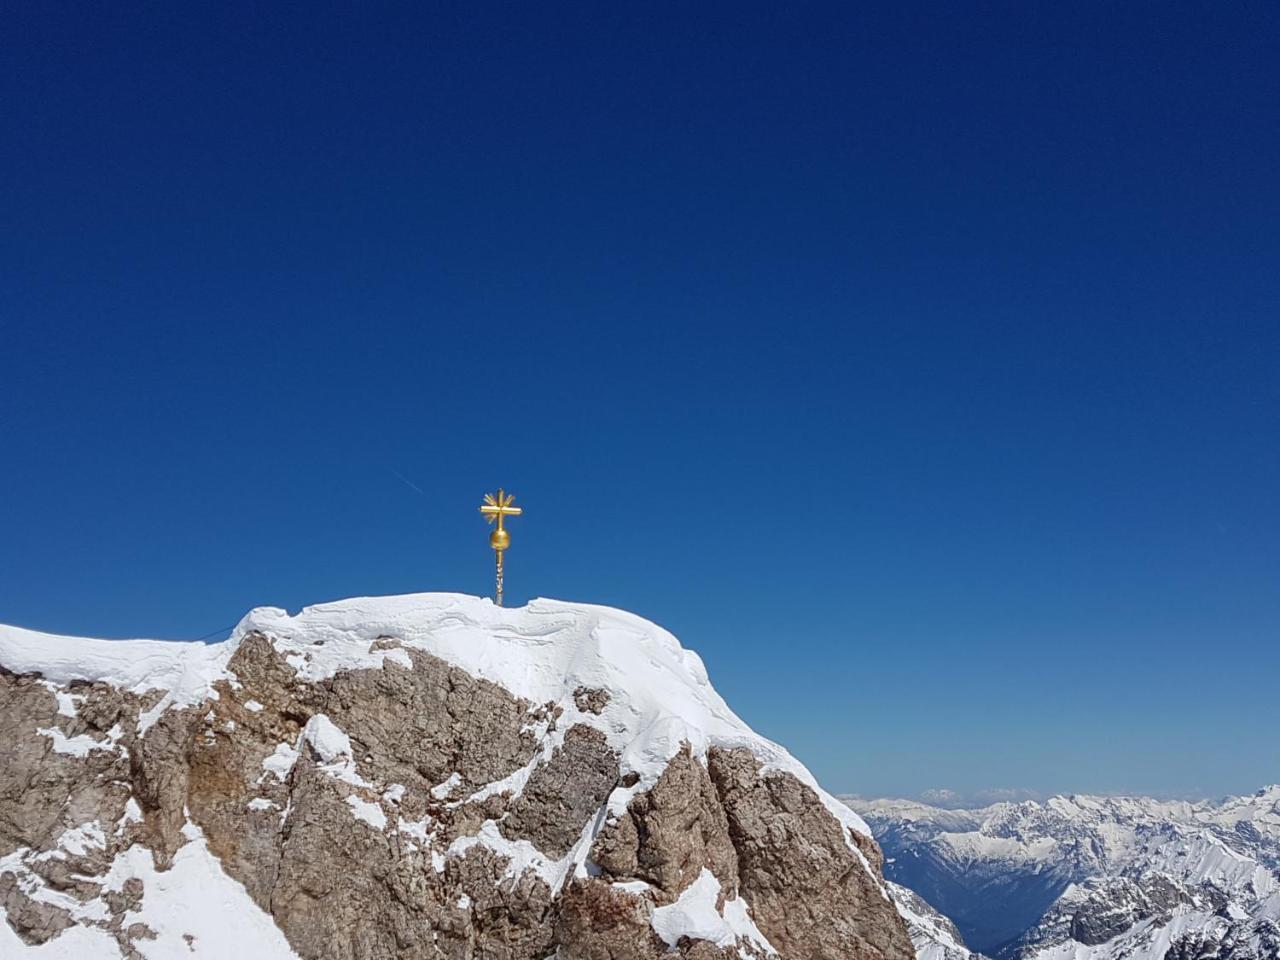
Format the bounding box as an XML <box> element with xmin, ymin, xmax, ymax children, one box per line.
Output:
<box><xmin>709</xmin><ymin>748</ymin><xmax>911</xmax><ymax>960</ymax></box>
<box><xmin>591</xmin><ymin>745</ymin><xmax>738</xmax><ymax>903</ymax></box>
<box><xmin>0</xmin><ymin>595</ymin><xmax>915</xmax><ymax>960</ymax></box>
<box><xmin>501</xmin><ymin>724</ymin><xmax>618</xmax><ymax>858</ymax></box>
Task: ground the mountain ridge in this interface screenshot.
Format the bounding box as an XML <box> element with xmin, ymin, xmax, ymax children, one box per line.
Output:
<box><xmin>846</xmin><ymin>787</ymin><xmax>1280</xmax><ymax>960</ymax></box>
<box><xmin>0</xmin><ymin>592</ymin><xmax>918</xmax><ymax>960</ymax></box>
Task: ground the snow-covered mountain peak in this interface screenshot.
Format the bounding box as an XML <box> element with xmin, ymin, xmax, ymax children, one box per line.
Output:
<box><xmin>0</xmin><ymin>593</ymin><xmax>914</xmax><ymax>960</ymax></box>
<box><xmin>2</xmin><ymin>592</ymin><xmax>868</xmax><ymax>840</ymax></box>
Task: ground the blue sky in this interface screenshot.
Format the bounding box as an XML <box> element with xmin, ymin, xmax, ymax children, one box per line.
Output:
<box><xmin>2</xmin><ymin>2</ymin><xmax>1277</xmax><ymax>799</ymax></box>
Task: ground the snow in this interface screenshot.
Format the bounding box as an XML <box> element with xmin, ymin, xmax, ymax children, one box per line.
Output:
<box><xmin>0</xmin><ymin>623</ymin><xmax>232</xmax><ymax>733</ymax></box>
<box><xmin>38</xmin><ymin>680</ymin><xmax>84</xmax><ymax>718</ymax></box>
<box><xmin>1</xmin><ymin>592</ymin><xmax>874</xmax><ymax>841</ymax></box>
<box><xmin>398</xmin><ymin>815</ymin><xmax>434</xmax><ymax>846</ymax></box>
<box><xmin>260</xmin><ymin>742</ymin><xmax>299</xmax><ymax>782</ymax></box>
<box><xmin>383</xmin><ymin>784</ymin><xmax>406</xmax><ymax>804</ymax></box>
<box><xmin>431</xmin><ymin>772</ymin><xmax>462</xmax><ymax>800</ymax></box>
<box><xmin>448</xmin><ymin>821</ymin><xmax>567</xmax><ymax>890</ymax></box>
<box><xmin>0</xmin><ymin>918</ymin><xmax>118</xmax><ymax>958</ymax></box>
<box><xmin>120</xmin><ymin>798</ymin><xmax>143</xmax><ymax>828</ymax></box>
<box><xmin>40</xmin><ymin>822</ymin><xmax>107</xmax><ymax>859</ymax></box>
<box><xmin>37</xmin><ymin>723</ymin><xmax>125</xmax><ymax>758</ymax></box>
<box><xmin>299</xmin><ymin>714</ymin><xmax>350</xmax><ymax>763</ymax></box>
<box><xmin>444</xmin><ymin>805</ymin><xmax>605</xmax><ymax>897</ymax></box>
<box><xmin>0</xmin><ymin>820</ymin><xmax>292</xmax><ymax>960</ymax></box>
<box><xmin>226</xmin><ymin>594</ymin><xmax>875</xmax><ymax>842</ymax></box>
<box><xmin>258</xmin><ymin>715</ymin><xmax>371</xmax><ymax>801</ymax></box>
<box><xmin>854</xmin><ymin>787</ymin><xmax>1280</xmax><ymax>960</ymax></box>
<box><xmin>721</xmin><ymin>894</ymin><xmax>779</xmax><ymax>956</ymax></box>
<box><xmin>90</xmin><ymin>822</ymin><xmax>299</xmax><ymax>959</ymax></box>
<box><xmin>345</xmin><ymin>796</ymin><xmax>388</xmax><ymax>830</ymax></box>
<box><xmin>300</xmin><ymin>714</ymin><xmax>370</xmax><ymax>788</ymax></box>
<box><xmin>0</xmin><ymin>592</ymin><xmax>884</xmax><ymax>957</ymax></box>
<box><xmin>1033</xmin><ymin>906</ymin><xmax>1223</xmax><ymax>960</ymax></box>
<box><xmin>937</xmin><ymin>829</ymin><xmax>1060</xmax><ymax>866</ymax></box>
<box><xmin>650</xmin><ymin>868</ymin><xmax>776</xmax><ymax>956</ymax></box>
<box><xmin>888</xmin><ymin>881</ymin><xmax>971</xmax><ymax>960</ymax></box>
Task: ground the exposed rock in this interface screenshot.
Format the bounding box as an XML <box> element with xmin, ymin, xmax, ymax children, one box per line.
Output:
<box><xmin>320</xmin><ymin>646</ymin><xmax>541</xmax><ymax>794</ymax></box>
<box><xmin>501</xmin><ymin>724</ymin><xmax>619</xmax><ymax>857</ymax></box>
<box><xmin>555</xmin><ymin>878</ymin><xmax>666</xmax><ymax>959</ymax></box>
<box><xmin>0</xmin><ymin>595</ymin><xmax>916</xmax><ymax>960</ymax></box>
<box><xmin>573</xmin><ymin>686</ymin><xmax>611</xmax><ymax>715</ymax></box>
<box><xmin>0</xmin><ymin>672</ymin><xmax>133</xmax><ymax>859</ymax></box>
<box><xmin>850</xmin><ymin>825</ymin><xmax>886</xmax><ymax>874</ymax></box>
<box><xmin>708</xmin><ymin>746</ymin><xmax>914</xmax><ymax>960</ymax></box>
<box><xmin>0</xmin><ymin>870</ymin><xmax>74</xmax><ymax>944</ymax></box>
<box><xmin>131</xmin><ymin>706</ymin><xmax>199</xmax><ymax>869</ymax></box>
<box><xmin>594</xmin><ymin>744</ymin><xmax>738</xmax><ymax>904</ymax></box>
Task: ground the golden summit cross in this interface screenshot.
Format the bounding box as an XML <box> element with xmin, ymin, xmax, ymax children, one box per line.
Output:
<box><xmin>479</xmin><ymin>489</ymin><xmax>522</xmax><ymax>606</ymax></box>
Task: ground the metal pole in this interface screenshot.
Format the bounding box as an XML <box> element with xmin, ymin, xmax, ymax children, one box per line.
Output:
<box><xmin>495</xmin><ymin>550</ymin><xmax>504</xmax><ymax>606</ymax></box>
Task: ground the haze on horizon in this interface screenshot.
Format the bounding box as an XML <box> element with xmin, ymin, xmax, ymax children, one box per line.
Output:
<box><xmin>2</xmin><ymin>2</ymin><xmax>1276</xmax><ymax>802</ymax></box>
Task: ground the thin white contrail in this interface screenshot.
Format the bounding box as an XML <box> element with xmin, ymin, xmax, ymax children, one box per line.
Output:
<box><xmin>390</xmin><ymin>469</ymin><xmax>425</xmax><ymax>495</ymax></box>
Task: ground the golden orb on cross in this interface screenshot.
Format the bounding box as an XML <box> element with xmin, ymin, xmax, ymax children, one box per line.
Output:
<box><xmin>478</xmin><ymin>489</ymin><xmax>522</xmax><ymax>606</ymax></box>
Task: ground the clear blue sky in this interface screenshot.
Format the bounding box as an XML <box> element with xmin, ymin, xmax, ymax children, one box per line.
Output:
<box><xmin>2</xmin><ymin>2</ymin><xmax>1277</xmax><ymax>800</ymax></box>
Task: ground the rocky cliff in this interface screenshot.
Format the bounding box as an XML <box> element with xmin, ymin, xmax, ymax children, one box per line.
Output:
<box><xmin>0</xmin><ymin>594</ymin><xmax>915</xmax><ymax>960</ymax></box>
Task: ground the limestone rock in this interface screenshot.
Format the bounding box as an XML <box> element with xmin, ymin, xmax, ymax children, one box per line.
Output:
<box><xmin>0</xmin><ymin>594</ymin><xmax>915</xmax><ymax>960</ymax></box>
<box><xmin>708</xmin><ymin>746</ymin><xmax>914</xmax><ymax>960</ymax></box>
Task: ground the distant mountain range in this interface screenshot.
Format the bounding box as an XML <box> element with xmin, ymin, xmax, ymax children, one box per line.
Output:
<box><xmin>845</xmin><ymin>787</ymin><xmax>1280</xmax><ymax>960</ymax></box>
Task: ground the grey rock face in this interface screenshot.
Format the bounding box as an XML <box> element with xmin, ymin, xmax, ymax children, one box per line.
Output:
<box><xmin>0</xmin><ymin>673</ymin><xmax>133</xmax><ymax>860</ymax></box>
<box><xmin>1066</xmin><ymin>874</ymin><xmax>1192</xmax><ymax>945</ymax></box>
<box><xmin>1</xmin><ymin>629</ymin><xmax>913</xmax><ymax>960</ymax></box>
<box><xmin>0</xmin><ymin>869</ymin><xmax>74</xmax><ymax>944</ymax></box>
<box><xmin>709</xmin><ymin>747</ymin><xmax>914</xmax><ymax>960</ymax></box>
<box><xmin>592</xmin><ymin>744</ymin><xmax>738</xmax><ymax>904</ymax></box>
<box><xmin>501</xmin><ymin>724</ymin><xmax>618</xmax><ymax>858</ymax></box>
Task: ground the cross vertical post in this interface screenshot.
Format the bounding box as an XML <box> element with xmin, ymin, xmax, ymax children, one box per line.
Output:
<box><xmin>479</xmin><ymin>489</ymin><xmax>522</xmax><ymax>605</ymax></box>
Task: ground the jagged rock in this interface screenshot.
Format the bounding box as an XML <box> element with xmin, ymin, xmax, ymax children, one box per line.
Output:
<box><xmin>320</xmin><ymin>646</ymin><xmax>541</xmax><ymax>794</ymax></box>
<box><xmin>709</xmin><ymin>747</ymin><xmax>914</xmax><ymax>960</ymax></box>
<box><xmin>131</xmin><ymin>706</ymin><xmax>199</xmax><ymax>868</ymax></box>
<box><xmin>0</xmin><ymin>870</ymin><xmax>74</xmax><ymax>944</ymax></box>
<box><xmin>501</xmin><ymin>724</ymin><xmax>619</xmax><ymax>857</ymax></box>
<box><xmin>0</xmin><ymin>673</ymin><xmax>132</xmax><ymax>858</ymax></box>
<box><xmin>593</xmin><ymin>744</ymin><xmax>738</xmax><ymax>904</ymax></box>
<box><xmin>573</xmin><ymin>686</ymin><xmax>611</xmax><ymax>715</ymax></box>
<box><xmin>556</xmin><ymin>878</ymin><xmax>665</xmax><ymax>959</ymax></box>
<box><xmin>0</xmin><ymin>593</ymin><xmax>917</xmax><ymax>960</ymax></box>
